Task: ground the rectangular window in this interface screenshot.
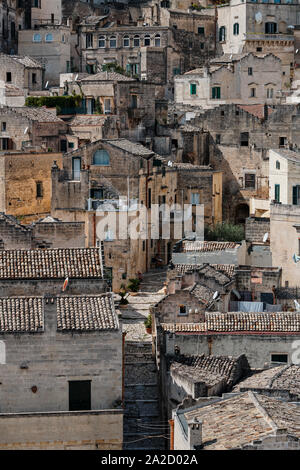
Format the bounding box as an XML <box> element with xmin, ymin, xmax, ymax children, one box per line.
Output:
<box><xmin>198</xmin><ymin>27</ymin><xmax>205</xmax><ymax>35</ymax></box>
<box><xmin>248</xmin><ymin>67</ymin><xmax>253</xmax><ymax>76</ymax></box>
<box><xmin>244</xmin><ymin>173</ymin><xmax>256</xmax><ymax>189</ymax></box>
<box><xmin>271</xmin><ymin>354</ymin><xmax>288</xmax><ymax>364</ymax></box>
<box><xmin>6</xmin><ymin>72</ymin><xmax>11</xmax><ymax>83</ymax></box>
<box><xmin>267</xmin><ymin>88</ymin><xmax>273</xmax><ymax>99</ymax></box>
<box><xmin>69</xmin><ymin>380</ymin><xmax>91</xmax><ymax>411</ymax></box>
<box><xmin>104</xmin><ymin>99</ymin><xmax>111</xmax><ymax>114</ymax></box>
<box><xmin>148</xmin><ymin>188</ymin><xmax>151</xmax><ymax>209</ymax></box>
<box><xmin>72</xmin><ymin>157</ymin><xmax>81</xmax><ymax>181</ymax></box>
<box><xmin>1</xmin><ymin>122</ymin><xmax>6</xmax><ymax>131</ymax></box>
<box><xmin>293</xmin><ymin>186</ymin><xmax>300</xmax><ymax>205</ymax></box>
<box><xmin>191</xmin><ymin>193</ymin><xmax>200</xmax><ymax>205</ymax></box>
<box><xmin>36</xmin><ymin>181</ymin><xmax>43</xmax><ymax>198</ymax></box>
<box><xmin>275</xmin><ymin>184</ymin><xmax>280</xmax><ymax>203</ymax></box>
<box><xmin>179</xmin><ymin>304</ymin><xmax>187</xmax><ymax>315</ymax></box>
<box><xmin>240</xmin><ymin>132</ymin><xmax>249</xmax><ymax>146</ymax></box>
<box><xmin>60</xmin><ymin>140</ymin><xmax>67</xmax><ymax>152</ymax></box>
<box><xmin>250</xmin><ymin>88</ymin><xmax>256</xmax><ymax>97</ymax></box>
<box><xmin>279</xmin><ymin>136</ymin><xmax>287</xmax><ymax>147</ymax></box>
<box><xmin>190</xmin><ymin>83</ymin><xmax>197</xmax><ymax>95</ymax></box>
<box><xmin>212</xmin><ymin>86</ymin><xmax>221</xmax><ymax>99</ymax></box>
<box><xmin>32</xmin><ymin>73</ymin><xmax>37</xmax><ymax>84</ymax></box>
<box><xmin>86</xmin><ymin>33</ymin><xmax>93</xmax><ymax>48</ymax></box>
<box><xmin>131</xmin><ymin>95</ymin><xmax>137</xmax><ymax>109</ymax></box>
<box><xmin>216</xmin><ymin>134</ymin><xmax>221</xmax><ymax>144</ymax></box>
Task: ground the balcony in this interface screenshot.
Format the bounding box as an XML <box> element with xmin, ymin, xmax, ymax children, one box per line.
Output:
<box><xmin>87</xmin><ymin>198</ymin><xmax>139</xmax><ymax>211</ymax></box>
<box><xmin>244</xmin><ymin>32</ymin><xmax>294</xmax><ymax>42</ymax></box>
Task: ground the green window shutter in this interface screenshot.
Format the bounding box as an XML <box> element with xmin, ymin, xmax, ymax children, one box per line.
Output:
<box><xmin>212</xmin><ymin>87</ymin><xmax>216</xmax><ymax>99</ymax></box>
<box><xmin>217</xmin><ymin>87</ymin><xmax>221</xmax><ymax>99</ymax></box>
<box><xmin>293</xmin><ymin>186</ymin><xmax>298</xmax><ymax>205</ymax></box>
<box><xmin>275</xmin><ymin>184</ymin><xmax>280</xmax><ymax>202</ymax></box>
<box><xmin>190</xmin><ymin>84</ymin><xmax>196</xmax><ymax>95</ymax></box>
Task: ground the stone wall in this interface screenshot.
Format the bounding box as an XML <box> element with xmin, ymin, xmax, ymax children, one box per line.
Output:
<box><xmin>245</xmin><ymin>217</ymin><xmax>270</xmax><ymax>243</ymax></box>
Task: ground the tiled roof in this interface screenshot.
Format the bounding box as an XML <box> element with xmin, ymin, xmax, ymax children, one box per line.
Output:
<box><xmin>189</xmin><ymin>283</ymin><xmax>215</xmax><ymax>305</ymax></box>
<box><xmin>171</xmin><ymin>162</ymin><xmax>212</xmax><ymax>170</ymax></box>
<box><xmin>56</xmin><ymin>294</ymin><xmax>118</xmax><ymax>332</ymax></box>
<box><xmin>161</xmin><ymin>312</ymin><xmax>300</xmax><ymax>333</ymax></box>
<box><xmin>237</xmin><ymin>104</ymin><xmax>274</xmax><ymax>120</ymax></box>
<box><xmin>183</xmin><ymin>241</ymin><xmax>239</xmax><ymax>252</ymax></box>
<box><xmin>104</xmin><ymin>139</ymin><xmax>155</xmax><ymax>157</ymax></box>
<box><xmin>206</xmin><ymin>312</ymin><xmax>300</xmax><ymax>332</ymax></box>
<box><xmin>0</xmin><ymin>248</ymin><xmax>103</xmax><ymax>279</ymax></box>
<box><xmin>197</xmin><ymin>264</ymin><xmax>232</xmax><ymax>286</ymax></box>
<box><xmin>5</xmin><ymin>107</ymin><xmax>64</xmax><ymax>123</ymax></box>
<box><xmin>0</xmin><ymin>297</ymin><xmax>43</xmax><ymax>333</ymax></box>
<box><xmin>171</xmin><ymin>354</ymin><xmax>245</xmax><ymax>388</ymax></box>
<box><xmin>181</xmin><ymin>391</ymin><xmax>300</xmax><ymax>450</ymax></box>
<box><xmin>233</xmin><ymin>365</ymin><xmax>300</xmax><ymax>399</ymax></box>
<box><xmin>0</xmin><ymin>53</ymin><xmax>43</xmax><ymax>69</ymax></box>
<box><xmin>271</xmin><ymin>148</ymin><xmax>300</xmax><ymax>163</ymax></box>
<box><xmin>173</xmin><ymin>263</ymin><xmax>235</xmax><ymax>279</ymax></box>
<box><xmin>70</xmin><ymin>115</ymin><xmax>109</xmax><ymax>127</ymax></box>
<box><xmin>80</xmin><ymin>72</ymin><xmax>135</xmax><ymax>82</ymax></box>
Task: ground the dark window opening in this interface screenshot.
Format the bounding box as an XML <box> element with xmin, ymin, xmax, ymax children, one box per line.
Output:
<box><xmin>240</xmin><ymin>132</ymin><xmax>249</xmax><ymax>146</ymax></box>
<box><xmin>36</xmin><ymin>181</ymin><xmax>43</xmax><ymax>198</ymax></box>
<box><xmin>179</xmin><ymin>304</ymin><xmax>187</xmax><ymax>315</ymax></box>
<box><xmin>6</xmin><ymin>72</ymin><xmax>11</xmax><ymax>83</ymax></box>
<box><xmin>244</xmin><ymin>173</ymin><xmax>256</xmax><ymax>189</ymax></box>
<box><xmin>271</xmin><ymin>354</ymin><xmax>288</xmax><ymax>364</ymax></box>
<box><xmin>69</xmin><ymin>380</ymin><xmax>91</xmax><ymax>411</ymax></box>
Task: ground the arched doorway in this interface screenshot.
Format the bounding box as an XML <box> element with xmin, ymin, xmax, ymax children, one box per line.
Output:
<box><xmin>235</xmin><ymin>203</ymin><xmax>249</xmax><ymax>224</ymax></box>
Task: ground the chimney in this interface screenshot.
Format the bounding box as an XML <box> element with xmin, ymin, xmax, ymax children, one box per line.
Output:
<box><xmin>187</xmin><ymin>417</ymin><xmax>202</xmax><ymax>450</ymax></box>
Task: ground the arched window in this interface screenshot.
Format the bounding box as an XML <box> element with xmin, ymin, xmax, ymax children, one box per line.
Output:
<box><xmin>93</xmin><ymin>149</ymin><xmax>110</xmax><ymax>166</ymax></box>
<box><xmin>276</xmin><ymin>160</ymin><xmax>280</xmax><ymax>169</ymax></box>
<box><xmin>233</xmin><ymin>23</ymin><xmax>239</xmax><ymax>35</ymax></box>
<box><xmin>109</xmin><ymin>36</ymin><xmax>117</xmax><ymax>48</ymax></box>
<box><xmin>45</xmin><ymin>33</ymin><xmax>53</xmax><ymax>42</ymax></box>
<box><xmin>144</xmin><ymin>34</ymin><xmax>150</xmax><ymax>46</ymax></box>
<box><xmin>154</xmin><ymin>34</ymin><xmax>161</xmax><ymax>46</ymax></box>
<box><xmin>98</xmin><ymin>35</ymin><xmax>105</xmax><ymax>48</ymax></box>
<box><xmin>33</xmin><ymin>33</ymin><xmax>41</xmax><ymax>42</ymax></box>
<box><xmin>219</xmin><ymin>26</ymin><xmax>226</xmax><ymax>42</ymax></box>
<box><xmin>133</xmin><ymin>35</ymin><xmax>140</xmax><ymax>47</ymax></box>
<box><xmin>123</xmin><ymin>35</ymin><xmax>129</xmax><ymax>47</ymax></box>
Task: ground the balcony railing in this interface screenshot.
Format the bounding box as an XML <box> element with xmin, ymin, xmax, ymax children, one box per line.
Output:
<box><xmin>87</xmin><ymin>198</ymin><xmax>139</xmax><ymax>211</ymax></box>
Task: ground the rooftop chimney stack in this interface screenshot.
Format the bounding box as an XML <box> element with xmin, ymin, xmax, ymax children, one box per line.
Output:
<box><xmin>187</xmin><ymin>417</ymin><xmax>202</xmax><ymax>450</ymax></box>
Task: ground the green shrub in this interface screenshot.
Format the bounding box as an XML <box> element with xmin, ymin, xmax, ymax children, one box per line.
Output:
<box><xmin>204</xmin><ymin>222</ymin><xmax>245</xmax><ymax>242</ymax></box>
<box><xmin>25</xmin><ymin>95</ymin><xmax>82</xmax><ymax>109</ymax></box>
<box><xmin>144</xmin><ymin>314</ymin><xmax>152</xmax><ymax>329</ymax></box>
<box><xmin>127</xmin><ymin>278</ymin><xmax>140</xmax><ymax>292</ymax></box>
<box><xmin>102</xmin><ymin>62</ymin><xmax>126</xmax><ymax>75</ymax></box>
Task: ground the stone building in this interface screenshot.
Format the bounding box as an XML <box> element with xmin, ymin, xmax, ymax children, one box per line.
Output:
<box><xmin>0</xmin><ymin>53</ymin><xmax>44</xmax><ymax>97</ymax></box>
<box><xmin>18</xmin><ymin>23</ymin><xmax>71</xmax><ymax>85</ymax></box>
<box><xmin>216</xmin><ymin>0</ymin><xmax>298</xmax><ymax>84</ymax></box>
<box><xmin>0</xmin><ymin>213</ymin><xmax>85</xmax><ymax>249</ymax></box>
<box><xmin>51</xmin><ymin>138</ymin><xmax>221</xmax><ymax>290</ymax></box>
<box><xmin>188</xmin><ymin>103</ymin><xmax>300</xmax><ymax>223</ymax></box>
<box><xmin>67</xmin><ymin>71</ymin><xmax>156</xmax><ymax>141</ymax></box>
<box><xmin>0</xmin><ymin>150</ymin><xmax>63</xmax><ymax>223</ymax></box>
<box><xmin>163</xmin><ymin>353</ymin><xmax>250</xmax><ymax>419</ymax></box>
<box><xmin>67</xmin><ymin>114</ymin><xmax>119</xmax><ymax>149</ymax></box>
<box><xmin>172</xmin><ymin>391</ymin><xmax>300</xmax><ymax>450</ymax></box>
<box><xmin>0</xmin><ymin>247</ymin><xmax>108</xmax><ymax>296</ymax></box>
<box><xmin>270</xmin><ymin>202</ymin><xmax>300</xmax><ymax>287</ymax></box>
<box><xmin>172</xmin><ymin>240</ymin><xmax>245</xmax><ymax>266</ymax></box>
<box><xmin>78</xmin><ymin>14</ymin><xmax>216</xmax><ymax>86</ymax></box>
<box><xmin>157</xmin><ymin>311</ymin><xmax>300</xmax><ymax>369</ymax></box>
<box><xmin>0</xmin><ymin>106</ymin><xmax>67</xmax><ymax>152</ymax></box>
<box><xmin>233</xmin><ymin>364</ymin><xmax>300</xmax><ymax>402</ymax></box>
<box><xmin>31</xmin><ymin>0</ymin><xmax>62</xmax><ymax>28</ymax></box>
<box><xmin>0</xmin><ymin>292</ymin><xmax>123</xmax><ymax>449</ymax></box>
<box><xmin>269</xmin><ymin>148</ymin><xmax>300</xmax><ymax>205</ymax></box>
<box><xmin>174</xmin><ymin>53</ymin><xmax>283</xmax><ymax>108</ymax></box>
<box><xmin>0</xmin><ymin>0</ymin><xmax>26</xmax><ymax>54</ymax></box>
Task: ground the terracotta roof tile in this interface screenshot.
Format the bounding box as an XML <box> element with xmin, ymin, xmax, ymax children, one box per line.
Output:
<box><xmin>0</xmin><ymin>248</ymin><xmax>103</xmax><ymax>279</ymax></box>
<box><xmin>183</xmin><ymin>241</ymin><xmax>239</xmax><ymax>252</ymax></box>
<box><xmin>0</xmin><ymin>297</ymin><xmax>43</xmax><ymax>333</ymax></box>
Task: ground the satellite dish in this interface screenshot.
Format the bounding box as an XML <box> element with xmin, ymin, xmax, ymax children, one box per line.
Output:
<box><xmin>232</xmin><ymin>289</ymin><xmax>241</xmax><ymax>300</ymax></box>
<box><xmin>45</xmin><ymin>81</ymin><xmax>49</xmax><ymax>88</ymax></box>
<box><xmin>168</xmin><ymin>161</ymin><xmax>173</xmax><ymax>167</ymax></box>
<box><xmin>75</xmin><ymin>74</ymin><xmax>79</xmax><ymax>81</ymax></box>
<box><xmin>294</xmin><ymin>300</ymin><xmax>300</xmax><ymax>311</ymax></box>
<box><xmin>263</xmin><ymin>232</ymin><xmax>269</xmax><ymax>243</ymax></box>
<box><xmin>293</xmin><ymin>253</ymin><xmax>300</xmax><ymax>263</ymax></box>
<box><xmin>213</xmin><ymin>291</ymin><xmax>219</xmax><ymax>300</ymax></box>
<box><xmin>24</xmin><ymin>127</ymin><xmax>28</xmax><ymax>134</ymax></box>
<box><xmin>288</xmin><ymin>25</ymin><xmax>295</xmax><ymax>29</ymax></box>
<box><xmin>296</xmin><ymin>49</ymin><xmax>299</xmax><ymax>54</ymax></box>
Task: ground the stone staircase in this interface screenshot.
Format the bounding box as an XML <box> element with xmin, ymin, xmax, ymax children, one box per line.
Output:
<box><xmin>123</xmin><ymin>342</ymin><xmax>167</xmax><ymax>450</ymax></box>
<box><xmin>120</xmin><ymin>268</ymin><xmax>169</xmax><ymax>450</ymax></box>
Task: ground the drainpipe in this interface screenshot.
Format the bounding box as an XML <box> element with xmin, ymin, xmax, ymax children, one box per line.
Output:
<box><xmin>93</xmin><ymin>212</ymin><xmax>96</xmax><ymax>247</ymax></box>
<box><xmin>122</xmin><ymin>331</ymin><xmax>127</xmax><ymax>409</ymax></box>
<box><xmin>146</xmin><ymin>160</ymin><xmax>150</xmax><ymax>271</ymax></box>
<box><xmin>169</xmin><ymin>419</ymin><xmax>174</xmax><ymax>450</ymax></box>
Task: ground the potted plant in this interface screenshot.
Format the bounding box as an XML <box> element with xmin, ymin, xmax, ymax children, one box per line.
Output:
<box><xmin>118</xmin><ymin>284</ymin><xmax>129</xmax><ymax>307</ymax></box>
<box><xmin>127</xmin><ymin>278</ymin><xmax>140</xmax><ymax>296</ymax></box>
<box><xmin>144</xmin><ymin>314</ymin><xmax>152</xmax><ymax>334</ymax></box>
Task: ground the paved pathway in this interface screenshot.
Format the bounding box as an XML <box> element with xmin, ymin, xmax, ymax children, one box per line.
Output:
<box><xmin>116</xmin><ymin>269</ymin><xmax>169</xmax><ymax>450</ymax></box>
